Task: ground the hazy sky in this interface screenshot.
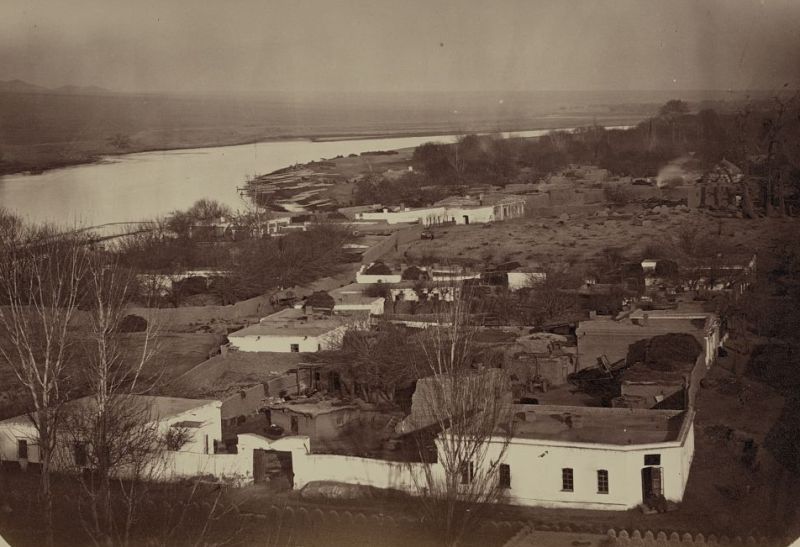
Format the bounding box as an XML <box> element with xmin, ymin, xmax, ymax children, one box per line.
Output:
<box><xmin>1</xmin><ymin>0</ymin><xmax>799</xmax><ymax>94</ymax></box>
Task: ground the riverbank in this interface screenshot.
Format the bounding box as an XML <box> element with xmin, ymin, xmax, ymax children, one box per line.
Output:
<box><xmin>0</xmin><ymin>107</ymin><xmax>645</xmax><ymax>178</ymax></box>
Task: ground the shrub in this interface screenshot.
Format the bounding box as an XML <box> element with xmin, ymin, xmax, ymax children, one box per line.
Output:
<box><xmin>119</xmin><ymin>314</ymin><xmax>148</xmax><ymax>333</ymax></box>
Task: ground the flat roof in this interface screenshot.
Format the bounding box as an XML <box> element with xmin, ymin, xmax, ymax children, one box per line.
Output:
<box><xmin>230</xmin><ymin>307</ymin><xmax>354</xmax><ymax>338</ymax></box>
<box><xmin>174</xmin><ymin>351</ymin><xmax>306</xmax><ymax>395</ymax></box>
<box><xmin>435</xmin><ymin>193</ymin><xmax>525</xmax><ymax>208</ymax></box>
<box><xmin>577</xmin><ymin>315</ymin><xmax>710</xmax><ymax>335</ymax></box>
<box><xmin>628</xmin><ymin>309</ymin><xmax>715</xmax><ymax>320</ymax></box>
<box><xmin>0</xmin><ymin>395</ymin><xmax>218</xmax><ymax>427</ymax></box>
<box><xmin>507</xmin><ymin>404</ymin><xmax>689</xmax><ymax>445</ymax></box>
<box><xmin>329</xmin><ymin>283</ymin><xmax>385</xmax><ymax>306</ymax></box>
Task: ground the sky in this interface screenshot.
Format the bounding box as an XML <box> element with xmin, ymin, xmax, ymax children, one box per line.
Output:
<box><xmin>1</xmin><ymin>0</ymin><xmax>799</xmax><ymax>95</ymax></box>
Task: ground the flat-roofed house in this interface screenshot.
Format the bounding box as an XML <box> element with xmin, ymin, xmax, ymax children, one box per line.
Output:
<box><xmin>227</xmin><ymin>308</ymin><xmax>358</xmax><ymax>353</ymax></box>
<box><xmin>327</xmin><ymin>283</ymin><xmax>386</xmax><ymax>315</ymax></box>
<box><xmin>464</xmin><ymin>404</ymin><xmax>695</xmax><ymax>510</ymax></box>
<box><xmin>0</xmin><ymin>396</ymin><xmax>222</xmax><ymax>470</ymax></box>
<box><xmin>435</xmin><ymin>193</ymin><xmax>526</xmax><ymax>225</ymax></box>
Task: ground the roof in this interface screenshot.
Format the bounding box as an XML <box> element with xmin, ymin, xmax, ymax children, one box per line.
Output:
<box><xmin>174</xmin><ymin>351</ymin><xmax>306</xmax><ymax>395</ymax></box>
<box><xmin>578</xmin><ymin>307</ymin><xmax>716</xmax><ymax>335</ymax></box>
<box><xmin>507</xmin><ymin>404</ymin><xmax>690</xmax><ymax>446</ymax></box>
<box><xmin>229</xmin><ymin>307</ymin><xmax>353</xmax><ymax>338</ymax></box>
<box><xmin>435</xmin><ymin>193</ymin><xmax>526</xmax><ymax>208</ymax></box>
<box><xmin>329</xmin><ymin>283</ymin><xmax>385</xmax><ymax>306</ymax></box>
<box><xmin>0</xmin><ymin>395</ymin><xmax>218</xmax><ymax>427</ymax></box>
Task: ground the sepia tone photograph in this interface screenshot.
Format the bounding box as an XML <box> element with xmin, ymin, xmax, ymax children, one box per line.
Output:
<box><xmin>0</xmin><ymin>1</ymin><xmax>799</xmax><ymax>546</ymax></box>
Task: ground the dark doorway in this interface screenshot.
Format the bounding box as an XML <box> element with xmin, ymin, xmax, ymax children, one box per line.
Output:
<box><xmin>463</xmin><ymin>215</ymin><xmax>470</xmax><ymax>224</ymax></box>
<box><xmin>253</xmin><ymin>449</ymin><xmax>294</xmax><ymax>487</ymax></box>
<box><xmin>290</xmin><ymin>415</ymin><xmax>299</xmax><ymax>434</ymax></box>
<box><xmin>641</xmin><ymin>466</ymin><xmax>663</xmax><ymax>500</ymax></box>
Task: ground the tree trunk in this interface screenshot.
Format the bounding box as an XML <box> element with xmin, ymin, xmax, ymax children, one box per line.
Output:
<box><xmin>40</xmin><ymin>451</ymin><xmax>55</xmax><ymax>547</ymax></box>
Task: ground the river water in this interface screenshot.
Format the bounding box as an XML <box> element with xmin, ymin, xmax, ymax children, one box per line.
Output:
<box><xmin>0</xmin><ymin>127</ymin><xmax>617</xmax><ymax>227</ymax></box>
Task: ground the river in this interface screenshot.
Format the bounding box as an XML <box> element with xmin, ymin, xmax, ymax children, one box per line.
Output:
<box><xmin>0</xmin><ymin>126</ymin><xmax>624</xmax><ymax>227</ymax></box>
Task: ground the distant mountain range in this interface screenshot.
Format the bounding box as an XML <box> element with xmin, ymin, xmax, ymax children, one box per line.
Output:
<box><xmin>0</xmin><ymin>79</ymin><xmax>113</xmax><ymax>95</ymax></box>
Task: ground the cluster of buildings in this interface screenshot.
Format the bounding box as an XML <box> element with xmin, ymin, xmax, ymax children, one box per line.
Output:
<box><xmin>0</xmin><ymin>198</ymin><xmax>756</xmax><ymax>515</ymax></box>
<box><xmin>351</xmin><ymin>193</ymin><xmax>527</xmax><ymax>226</ymax></box>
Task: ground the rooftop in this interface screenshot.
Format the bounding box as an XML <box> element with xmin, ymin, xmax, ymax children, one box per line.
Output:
<box><xmin>229</xmin><ymin>307</ymin><xmax>357</xmax><ymax>338</ymax></box>
<box><xmin>328</xmin><ymin>283</ymin><xmax>385</xmax><ymax>306</ymax></box>
<box><xmin>173</xmin><ymin>351</ymin><xmax>306</xmax><ymax>396</ymax></box>
<box><xmin>0</xmin><ymin>395</ymin><xmax>219</xmax><ymax>427</ymax></box>
<box><xmin>507</xmin><ymin>404</ymin><xmax>691</xmax><ymax>446</ymax></box>
<box><xmin>435</xmin><ymin>193</ymin><xmax>525</xmax><ymax>208</ymax></box>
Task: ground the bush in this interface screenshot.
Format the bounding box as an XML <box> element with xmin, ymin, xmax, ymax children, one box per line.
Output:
<box><xmin>119</xmin><ymin>314</ymin><xmax>148</xmax><ymax>333</ymax></box>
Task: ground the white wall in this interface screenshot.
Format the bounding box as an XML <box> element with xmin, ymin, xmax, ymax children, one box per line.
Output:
<box><xmin>507</xmin><ymin>272</ymin><xmax>547</xmax><ymax>291</ymax></box>
<box><xmin>356</xmin><ymin>207</ymin><xmax>446</xmax><ymax>225</ymax></box>
<box><xmin>0</xmin><ymin>420</ymin><xmax>39</xmax><ymax>463</ymax></box>
<box><xmin>355</xmin><ymin>272</ymin><xmax>403</xmax><ymax>284</ymax></box>
<box><xmin>478</xmin><ymin>432</ymin><xmax>693</xmax><ymax>510</ymax></box>
<box><xmin>334</xmin><ymin>299</ymin><xmax>385</xmax><ymax>316</ymax></box>
<box><xmin>292</xmin><ymin>452</ymin><xmax>429</xmax><ymax>492</ymax></box>
<box><xmin>158</xmin><ymin>401</ymin><xmax>223</xmax><ymax>456</ymax></box>
<box><xmin>446</xmin><ymin>206</ymin><xmax>495</xmax><ymax>224</ymax></box>
<box><xmin>228</xmin><ymin>330</ymin><xmax>336</xmax><ymax>353</ymax></box>
<box><xmin>0</xmin><ymin>401</ymin><xmax>223</xmax><ymax>469</ymax></box>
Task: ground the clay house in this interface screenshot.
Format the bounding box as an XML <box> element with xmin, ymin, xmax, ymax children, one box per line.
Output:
<box><xmin>0</xmin><ymin>396</ymin><xmax>223</xmax><ymax>471</ymax></box>
<box><xmin>355</xmin><ymin>261</ymin><xmax>403</xmax><ymax>284</ymax></box>
<box><xmin>265</xmin><ymin>399</ymin><xmax>360</xmax><ymax>449</ymax></box>
<box><xmin>434</xmin><ymin>193</ymin><xmax>526</xmax><ymax>225</ymax></box>
<box><xmin>326</xmin><ymin>283</ymin><xmax>386</xmax><ymax>315</ymax></box>
<box><xmin>475</xmin><ymin>404</ymin><xmax>695</xmax><ymax>510</ymax></box>
<box><xmin>227</xmin><ymin>307</ymin><xmax>359</xmax><ymax>353</ymax></box>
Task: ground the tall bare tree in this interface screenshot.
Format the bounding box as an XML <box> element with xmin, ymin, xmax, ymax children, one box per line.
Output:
<box><xmin>409</xmin><ymin>290</ymin><xmax>514</xmax><ymax>547</ymax></box>
<box><xmin>62</xmin><ymin>257</ymin><xmax>165</xmax><ymax>546</ymax></box>
<box><xmin>0</xmin><ymin>225</ymin><xmax>91</xmax><ymax>546</ymax></box>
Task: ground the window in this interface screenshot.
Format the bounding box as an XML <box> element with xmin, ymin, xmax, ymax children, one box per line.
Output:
<box><xmin>561</xmin><ymin>468</ymin><xmax>574</xmax><ymax>491</ymax></box>
<box><xmin>17</xmin><ymin>439</ymin><xmax>28</xmax><ymax>460</ymax></box>
<box><xmin>597</xmin><ymin>470</ymin><xmax>609</xmax><ymax>494</ymax></box>
<box><xmin>290</xmin><ymin>344</ymin><xmax>299</xmax><ymax>353</ymax></box>
<box><xmin>290</xmin><ymin>415</ymin><xmax>299</xmax><ymax>434</ymax></box>
<box><xmin>499</xmin><ymin>464</ymin><xmax>511</xmax><ymax>489</ymax></box>
<box><xmin>644</xmin><ymin>454</ymin><xmax>661</xmax><ymax>466</ymax></box>
<box><xmin>74</xmin><ymin>442</ymin><xmax>88</xmax><ymax>467</ymax></box>
<box><xmin>459</xmin><ymin>461</ymin><xmax>475</xmax><ymax>485</ymax></box>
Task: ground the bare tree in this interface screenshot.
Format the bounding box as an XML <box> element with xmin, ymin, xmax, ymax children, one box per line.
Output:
<box><xmin>409</xmin><ymin>289</ymin><xmax>514</xmax><ymax>546</ymax></box>
<box><xmin>62</xmin><ymin>257</ymin><xmax>165</xmax><ymax>546</ymax></box>
<box><xmin>0</xmin><ymin>225</ymin><xmax>91</xmax><ymax>546</ymax></box>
